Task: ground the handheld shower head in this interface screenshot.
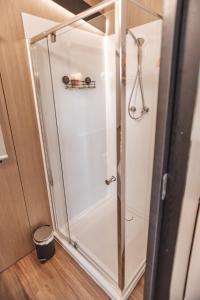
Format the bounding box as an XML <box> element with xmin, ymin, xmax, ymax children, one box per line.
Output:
<box><xmin>137</xmin><ymin>38</ymin><xmax>145</xmax><ymax>46</ymax></box>
<box><xmin>127</xmin><ymin>29</ymin><xmax>144</xmax><ymax>46</ymax></box>
<box><xmin>127</xmin><ymin>30</ymin><xmax>149</xmax><ymax>121</ymax></box>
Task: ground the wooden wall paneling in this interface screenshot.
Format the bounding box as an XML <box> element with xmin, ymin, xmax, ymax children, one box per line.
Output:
<box><xmin>0</xmin><ymin>0</ymin><xmax>74</xmax><ymax>232</ymax></box>
<box><xmin>126</xmin><ymin>0</ymin><xmax>162</xmax><ymax>29</ymax></box>
<box><xmin>0</xmin><ymin>75</ymin><xmax>32</xmax><ymax>271</ymax></box>
<box><xmin>0</xmin><ymin>0</ymin><xmax>51</xmax><ymax>231</ymax></box>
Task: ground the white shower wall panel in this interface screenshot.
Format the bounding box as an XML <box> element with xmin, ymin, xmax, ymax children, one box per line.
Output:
<box><xmin>124</xmin><ymin>20</ymin><xmax>162</xmax><ymax>286</ymax></box>
<box><xmin>126</xmin><ymin>20</ymin><xmax>162</xmax><ymax>219</ymax></box>
<box><xmin>107</xmin><ymin>20</ymin><xmax>162</xmax><ymax>220</ymax></box>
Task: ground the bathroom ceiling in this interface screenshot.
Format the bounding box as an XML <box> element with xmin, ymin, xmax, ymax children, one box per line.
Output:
<box><xmin>52</xmin><ymin>0</ymin><xmax>95</xmax><ymax>17</ymax></box>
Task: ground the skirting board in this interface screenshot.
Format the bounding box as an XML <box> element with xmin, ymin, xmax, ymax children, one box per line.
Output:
<box><xmin>54</xmin><ymin>231</ymin><xmax>145</xmax><ymax>300</ymax></box>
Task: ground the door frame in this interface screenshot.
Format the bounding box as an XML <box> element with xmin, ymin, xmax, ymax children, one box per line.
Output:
<box><xmin>144</xmin><ymin>0</ymin><xmax>200</xmax><ymax>299</ymax></box>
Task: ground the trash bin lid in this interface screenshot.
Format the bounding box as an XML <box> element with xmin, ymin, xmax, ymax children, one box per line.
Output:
<box><xmin>33</xmin><ymin>225</ymin><xmax>53</xmax><ymax>243</ymax></box>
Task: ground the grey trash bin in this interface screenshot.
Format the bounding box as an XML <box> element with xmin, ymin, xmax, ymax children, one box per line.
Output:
<box><xmin>33</xmin><ymin>225</ymin><xmax>55</xmax><ymax>263</ymax></box>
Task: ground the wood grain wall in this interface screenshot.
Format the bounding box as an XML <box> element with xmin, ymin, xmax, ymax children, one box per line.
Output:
<box><xmin>0</xmin><ymin>0</ymin><xmax>73</xmax><ymax>233</ymax></box>
<box><xmin>126</xmin><ymin>0</ymin><xmax>162</xmax><ymax>28</ymax></box>
<box><xmin>0</xmin><ymin>75</ymin><xmax>33</xmax><ymax>271</ymax></box>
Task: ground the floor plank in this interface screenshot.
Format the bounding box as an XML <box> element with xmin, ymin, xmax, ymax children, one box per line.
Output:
<box><xmin>0</xmin><ymin>243</ymin><xmax>143</xmax><ymax>300</ymax></box>
<box><xmin>129</xmin><ymin>278</ymin><xmax>144</xmax><ymax>300</ymax></box>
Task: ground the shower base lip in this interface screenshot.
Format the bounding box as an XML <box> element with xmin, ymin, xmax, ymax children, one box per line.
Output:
<box><xmin>54</xmin><ymin>231</ymin><xmax>145</xmax><ymax>300</ymax></box>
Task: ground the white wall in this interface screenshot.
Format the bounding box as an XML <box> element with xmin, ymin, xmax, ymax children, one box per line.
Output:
<box><xmin>107</xmin><ymin>20</ymin><xmax>162</xmax><ymax>220</ymax></box>
<box><xmin>48</xmin><ymin>28</ymin><xmax>109</xmax><ymax>219</ymax></box>
<box><xmin>126</xmin><ymin>20</ymin><xmax>162</xmax><ymax>220</ymax></box>
<box><xmin>22</xmin><ymin>13</ymin><xmax>58</xmax><ymax>38</ymax></box>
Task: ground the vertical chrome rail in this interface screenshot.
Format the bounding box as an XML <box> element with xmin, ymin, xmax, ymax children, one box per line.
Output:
<box><xmin>115</xmin><ymin>0</ymin><xmax>126</xmax><ymax>290</ymax></box>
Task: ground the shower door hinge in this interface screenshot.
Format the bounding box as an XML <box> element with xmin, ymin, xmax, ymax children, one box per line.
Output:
<box><xmin>70</xmin><ymin>239</ymin><xmax>78</xmax><ymax>250</ymax></box>
<box><xmin>49</xmin><ymin>176</ymin><xmax>53</xmax><ymax>187</ymax></box>
<box><xmin>161</xmin><ymin>173</ymin><xmax>168</xmax><ymax>201</ymax></box>
<box><xmin>47</xmin><ymin>167</ymin><xmax>54</xmax><ymax>187</ymax></box>
<box><xmin>50</xmin><ymin>32</ymin><xmax>56</xmax><ymax>43</ymax></box>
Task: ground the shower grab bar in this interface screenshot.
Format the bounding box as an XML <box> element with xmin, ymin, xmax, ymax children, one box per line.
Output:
<box><xmin>30</xmin><ymin>0</ymin><xmax>115</xmax><ymax>44</ymax></box>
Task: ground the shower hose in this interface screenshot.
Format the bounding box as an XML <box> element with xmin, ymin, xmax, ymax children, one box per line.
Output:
<box><xmin>127</xmin><ymin>29</ymin><xmax>149</xmax><ymax>120</ymax></box>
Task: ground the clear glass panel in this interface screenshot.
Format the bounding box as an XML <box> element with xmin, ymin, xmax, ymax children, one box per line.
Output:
<box><xmin>47</xmin><ymin>8</ymin><xmax>118</xmax><ymax>283</ymax></box>
<box><xmin>31</xmin><ymin>39</ymin><xmax>70</xmax><ymax>239</ymax></box>
<box><xmin>125</xmin><ymin>0</ymin><xmax>163</xmax><ymax>287</ymax></box>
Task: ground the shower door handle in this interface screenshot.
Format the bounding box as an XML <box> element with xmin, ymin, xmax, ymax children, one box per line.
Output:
<box><xmin>105</xmin><ymin>176</ymin><xmax>116</xmax><ymax>185</ymax></box>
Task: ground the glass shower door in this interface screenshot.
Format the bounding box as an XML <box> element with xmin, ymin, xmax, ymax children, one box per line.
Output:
<box><xmin>47</xmin><ymin>12</ymin><xmax>119</xmax><ymax>284</ymax></box>
<box><xmin>31</xmin><ymin>38</ymin><xmax>71</xmax><ymax>241</ymax></box>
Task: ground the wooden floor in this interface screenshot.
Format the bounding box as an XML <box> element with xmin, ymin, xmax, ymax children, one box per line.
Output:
<box><xmin>0</xmin><ymin>243</ymin><xmax>144</xmax><ymax>300</ymax></box>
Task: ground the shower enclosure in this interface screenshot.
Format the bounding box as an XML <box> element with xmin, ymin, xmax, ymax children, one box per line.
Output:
<box><xmin>27</xmin><ymin>0</ymin><xmax>162</xmax><ymax>298</ymax></box>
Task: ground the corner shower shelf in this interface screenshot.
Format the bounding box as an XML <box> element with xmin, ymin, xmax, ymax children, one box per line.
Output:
<box><xmin>62</xmin><ymin>76</ymin><xmax>96</xmax><ymax>89</ymax></box>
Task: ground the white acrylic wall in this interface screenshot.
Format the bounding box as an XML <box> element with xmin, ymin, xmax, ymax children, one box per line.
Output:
<box><xmin>107</xmin><ymin>20</ymin><xmax>162</xmax><ymax>220</ymax></box>
<box><xmin>126</xmin><ymin>20</ymin><xmax>162</xmax><ymax>219</ymax></box>
<box><xmin>22</xmin><ymin>13</ymin><xmax>58</xmax><ymax>38</ymax></box>
<box><xmin>48</xmin><ymin>28</ymin><xmax>110</xmax><ymax>220</ymax></box>
<box><xmin>125</xmin><ymin>20</ymin><xmax>162</xmax><ymax>286</ymax></box>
